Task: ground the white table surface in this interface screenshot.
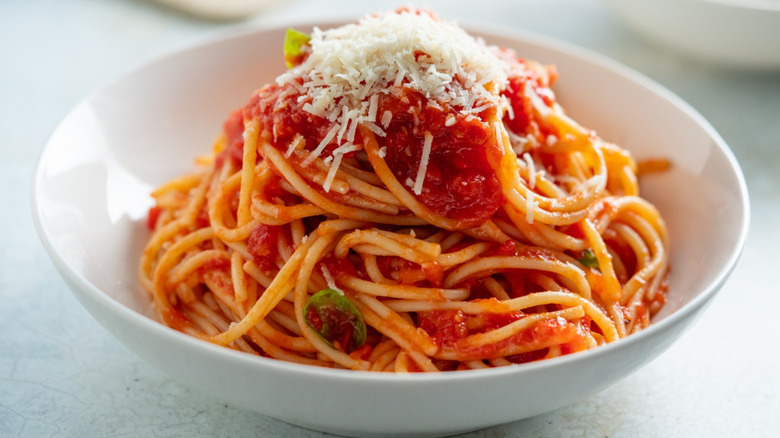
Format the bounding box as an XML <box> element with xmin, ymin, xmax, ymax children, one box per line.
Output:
<box><xmin>2</xmin><ymin>0</ymin><xmax>778</xmax><ymax>436</ymax></box>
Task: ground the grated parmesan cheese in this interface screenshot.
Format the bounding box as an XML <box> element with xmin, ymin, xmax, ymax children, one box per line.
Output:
<box><xmin>508</xmin><ymin>130</ymin><xmax>530</xmax><ymax>154</ymax></box>
<box><xmin>322</xmin><ymin>143</ymin><xmax>359</xmax><ymax>192</ymax></box>
<box><xmin>322</xmin><ymin>152</ymin><xmax>343</xmax><ymax>193</ymax></box>
<box><xmin>413</xmin><ymin>131</ymin><xmax>433</xmax><ymax>195</ymax></box>
<box><xmin>380</xmin><ymin>110</ymin><xmax>393</xmax><ymax>128</ymax></box>
<box><xmin>276</xmin><ymin>9</ymin><xmax>510</xmax><ymax>184</ymax></box>
<box><xmin>321</xmin><ymin>266</ymin><xmax>337</xmax><ymax>290</ymax></box>
<box><xmin>303</xmin><ymin>124</ymin><xmax>340</xmax><ymax>166</ymax></box>
<box><xmin>368</xmin><ymin>94</ymin><xmax>379</xmax><ymax>122</ymax></box>
<box><xmin>522</xmin><ymin>152</ymin><xmax>537</xmax><ymax>189</ymax></box>
<box><xmin>284</xmin><ymin>134</ymin><xmax>305</xmax><ymax>158</ymax></box>
<box><xmin>526</xmin><ymin>190</ymin><xmax>537</xmax><ymax>224</ymax></box>
<box><xmin>503</xmin><ymin>95</ymin><xmax>515</xmax><ymax>120</ymax></box>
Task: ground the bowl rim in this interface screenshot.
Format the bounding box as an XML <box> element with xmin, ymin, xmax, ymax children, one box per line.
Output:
<box><xmin>32</xmin><ymin>16</ymin><xmax>751</xmax><ymax>383</ymax></box>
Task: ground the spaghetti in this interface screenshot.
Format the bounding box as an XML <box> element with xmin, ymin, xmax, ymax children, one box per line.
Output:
<box><xmin>139</xmin><ymin>8</ymin><xmax>669</xmax><ymax>372</ymax></box>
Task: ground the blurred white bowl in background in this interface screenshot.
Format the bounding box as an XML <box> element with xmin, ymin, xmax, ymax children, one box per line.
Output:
<box><xmin>604</xmin><ymin>0</ymin><xmax>780</xmax><ymax>69</ymax></box>
<box><xmin>147</xmin><ymin>0</ymin><xmax>281</xmax><ymax>20</ymax></box>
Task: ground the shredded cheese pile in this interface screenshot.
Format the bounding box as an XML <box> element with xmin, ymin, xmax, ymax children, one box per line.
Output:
<box><xmin>274</xmin><ymin>10</ymin><xmax>512</xmax><ymax>193</ymax></box>
<box><xmin>277</xmin><ymin>10</ymin><xmax>509</xmax><ymax>141</ymax></box>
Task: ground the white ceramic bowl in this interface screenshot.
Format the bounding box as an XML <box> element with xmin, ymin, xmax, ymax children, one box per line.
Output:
<box><xmin>33</xmin><ymin>20</ymin><xmax>749</xmax><ymax>437</ymax></box>
<box><xmin>148</xmin><ymin>0</ymin><xmax>282</xmax><ymax>20</ymax></box>
<box><xmin>603</xmin><ymin>0</ymin><xmax>780</xmax><ymax>69</ymax></box>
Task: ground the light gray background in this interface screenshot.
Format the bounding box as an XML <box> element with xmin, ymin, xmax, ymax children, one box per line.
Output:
<box><xmin>2</xmin><ymin>0</ymin><xmax>778</xmax><ymax>436</ymax></box>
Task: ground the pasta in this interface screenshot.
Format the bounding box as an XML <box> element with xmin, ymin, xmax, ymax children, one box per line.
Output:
<box><xmin>139</xmin><ymin>8</ymin><xmax>669</xmax><ymax>372</ymax></box>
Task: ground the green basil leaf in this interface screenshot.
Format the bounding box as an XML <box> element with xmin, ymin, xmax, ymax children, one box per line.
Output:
<box><xmin>303</xmin><ymin>288</ymin><xmax>366</xmax><ymax>352</ymax></box>
<box><xmin>578</xmin><ymin>249</ymin><xmax>599</xmax><ymax>269</ymax></box>
<box><xmin>283</xmin><ymin>28</ymin><xmax>311</xmax><ymax>68</ymax></box>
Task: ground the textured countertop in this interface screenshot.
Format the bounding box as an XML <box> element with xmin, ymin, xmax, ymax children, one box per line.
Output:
<box><xmin>2</xmin><ymin>0</ymin><xmax>779</xmax><ymax>436</ymax></box>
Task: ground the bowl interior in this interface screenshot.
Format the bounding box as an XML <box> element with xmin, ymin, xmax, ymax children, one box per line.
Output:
<box><xmin>33</xmin><ymin>21</ymin><xmax>748</xmax><ymax>436</ymax></box>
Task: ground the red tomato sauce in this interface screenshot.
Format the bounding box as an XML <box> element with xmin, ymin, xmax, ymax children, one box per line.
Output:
<box><xmin>247</xmin><ymin>224</ymin><xmax>280</xmax><ymax>271</ymax></box>
<box><xmin>146</xmin><ymin>205</ymin><xmax>162</xmax><ymax>230</ymax></box>
<box><xmin>418</xmin><ymin>309</ymin><xmax>469</xmax><ymax>345</ymax></box>
<box><xmin>420</xmin><ymin>308</ymin><xmax>589</xmax><ymax>361</ymax></box>
<box><xmin>216</xmin><ymin>108</ymin><xmax>245</xmax><ymax>168</ymax></box>
<box><xmin>320</xmin><ymin>255</ymin><xmax>360</xmax><ymax>279</ymax></box>
<box><xmin>375</xmin><ymin>88</ymin><xmax>503</xmax><ymax>226</ymax></box>
<box><xmin>163</xmin><ymin>307</ymin><xmax>190</xmax><ymax>331</ymax></box>
<box><xmin>235</xmin><ymin>82</ymin><xmax>506</xmax><ymax>226</ymax></box>
<box><xmin>418</xmin><ymin>308</ymin><xmax>524</xmax><ymax>348</ymax></box>
<box><xmin>490</xmin><ymin>239</ymin><xmax>519</xmax><ymax>257</ymax></box>
<box><xmin>248</xmin><ymin>83</ymin><xmax>350</xmax><ymax>160</ymax></box>
<box><xmin>457</xmin><ymin>316</ymin><xmax>578</xmax><ymax>360</ymax></box>
<box><xmin>377</xmin><ymin>256</ymin><xmax>443</xmax><ymax>286</ymax></box>
<box><xmin>500</xmin><ymin>58</ymin><xmax>558</xmax><ymax>139</ymax></box>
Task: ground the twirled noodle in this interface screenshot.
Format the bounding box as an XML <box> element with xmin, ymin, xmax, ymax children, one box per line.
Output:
<box><xmin>139</xmin><ymin>8</ymin><xmax>669</xmax><ymax>372</ymax></box>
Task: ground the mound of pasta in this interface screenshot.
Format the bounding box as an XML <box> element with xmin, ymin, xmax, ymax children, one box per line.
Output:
<box><xmin>140</xmin><ymin>8</ymin><xmax>669</xmax><ymax>372</ymax></box>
